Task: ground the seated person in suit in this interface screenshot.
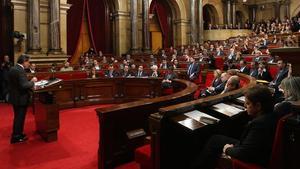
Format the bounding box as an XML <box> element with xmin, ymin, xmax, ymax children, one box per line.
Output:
<box><xmin>226</xmin><ymin>48</ymin><xmax>236</xmax><ymax>62</ymax></box>
<box><xmin>239</xmin><ymin>60</ymin><xmax>250</xmax><ymax>75</ymax></box>
<box><xmin>150</xmin><ymin>65</ymin><xmax>160</xmax><ymax>78</ymax></box>
<box><xmin>129</xmin><ymin>64</ymin><xmax>137</xmax><ymax>76</ymax></box>
<box><xmin>105</xmin><ymin>64</ymin><xmax>118</xmax><ymax>78</ymax></box>
<box><xmin>220</xmin><ymin>75</ymin><xmax>240</xmax><ymax>94</ymax></box>
<box><xmin>187</xmin><ymin>57</ymin><xmax>200</xmax><ymax>81</ymax></box>
<box><xmin>161</xmin><ymin>66</ymin><xmax>178</xmax><ymax>89</ymax></box>
<box><xmin>25</xmin><ymin>63</ymin><xmax>36</xmax><ymax>73</ymax></box>
<box><xmin>88</xmin><ymin>67</ymin><xmax>99</xmax><ymax>79</ymax></box>
<box><xmin>257</xmin><ymin>61</ymin><xmax>273</xmax><ymax>82</ymax></box>
<box><xmin>274</xmin><ymin>76</ymin><xmax>300</xmax><ymax>118</ymax></box>
<box><xmin>172</xmin><ymin>59</ymin><xmax>180</xmax><ymax>69</ymax></box>
<box><xmin>119</xmin><ymin>65</ymin><xmax>131</xmax><ymax>77</ymax></box>
<box><xmin>211</xmin><ymin>69</ymin><xmax>223</xmax><ymax>88</ymax></box>
<box><xmin>159</xmin><ymin>59</ymin><xmax>169</xmax><ymax>69</ymax></box>
<box><xmin>201</xmin><ymin>72</ymin><xmax>230</xmax><ymax>97</ymax></box>
<box><xmin>136</xmin><ymin>65</ymin><xmax>148</xmax><ymax>77</ymax></box>
<box><xmin>269</xmin><ymin>59</ymin><xmax>289</xmax><ymax>94</ymax></box>
<box><xmin>249</xmin><ymin>61</ymin><xmax>259</xmax><ymax>78</ymax></box>
<box><xmin>215</xmin><ymin>47</ymin><xmax>224</xmax><ymax>57</ymax></box>
<box><xmin>191</xmin><ymin>85</ymin><xmax>277</xmax><ymax>169</ymax></box>
<box><xmin>60</xmin><ymin>61</ymin><xmax>73</xmax><ymax>72</ymax></box>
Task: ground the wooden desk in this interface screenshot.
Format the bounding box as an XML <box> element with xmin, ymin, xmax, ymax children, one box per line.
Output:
<box><xmin>149</xmin><ymin>73</ymin><xmax>256</xmax><ymax>169</ymax></box>
<box><xmin>96</xmin><ymin>78</ymin><xmax>198</xmax><ymax>169</ymax></box>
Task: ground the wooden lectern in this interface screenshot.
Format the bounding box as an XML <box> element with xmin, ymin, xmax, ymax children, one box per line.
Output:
<box><xmin>33</xmin><ymin>79</ymin><xmax>62</xmax><ymax>142</ymax></box>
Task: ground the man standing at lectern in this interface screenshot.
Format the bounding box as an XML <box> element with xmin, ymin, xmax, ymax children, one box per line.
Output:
<box><xmin>8</xmin><ymin>54</ymin><xmax>37</xmax><ymax>144</ymax></box>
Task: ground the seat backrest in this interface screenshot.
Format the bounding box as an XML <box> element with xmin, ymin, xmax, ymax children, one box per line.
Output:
<box><xmin>269</xmin><ymin>113</ymin><xmax>293</xmax><ymax>169</ymax></box>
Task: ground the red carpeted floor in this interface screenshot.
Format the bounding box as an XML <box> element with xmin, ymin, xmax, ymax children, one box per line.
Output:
<box><xmin>0</xmin><ymin>103</ymin><xmax>140</xmax><ymax>169</ymax></box>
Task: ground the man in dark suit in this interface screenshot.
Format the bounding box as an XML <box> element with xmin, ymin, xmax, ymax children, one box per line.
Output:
<box><xmin>187</xmin><ymin>57</ymin><xmax>200</xmax><ymax>81</ymax></box>
<box><xmin>239</xmin><ymin>60</ymin><xmax>250</xmax><ymax>75</ymax></box>
<box><xmin>269</xmin><ymin>59</ymin><xmax>289</xmax><ymax>100</ymax></box>
<box><xmin>8</xmin><ymin>55</ymin><xmax>37</xmax><ymax>144</ymax></box>
<box><xmin>191</xmin><ymin>85</ymin><xmax>277</xmax><ymax>169</ymax></box>
<box><xmin>269</xmin><ymin>59</ymin><xmax>289</xmax><ymax>90</ymax></box>
<box><xmin>136</xmin><ymin>65</ymin><xmax>148</xmax><ymax>77</ymax></box>
<box><xmin>105</xmin><ymin>64</ymin><xmax>119</xmax><ymax>78</ymax></box>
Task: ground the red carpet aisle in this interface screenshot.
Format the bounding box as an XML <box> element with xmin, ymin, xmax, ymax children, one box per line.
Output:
<box><xmin>0</xmin><ymin>103</ymin><xmax>139</xmax><ymax>169</ymax></box>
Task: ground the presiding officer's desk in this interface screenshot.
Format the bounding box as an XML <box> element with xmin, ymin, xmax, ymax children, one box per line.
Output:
<box><xmin>149</xmin><ymin>73</ymin><xmax>256</xmax><ymax>169</ymax></box>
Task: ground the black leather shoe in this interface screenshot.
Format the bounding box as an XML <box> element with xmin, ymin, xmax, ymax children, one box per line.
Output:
<box><xmin>10</xmin><ymin>135</ymin><xmax>28</xmax><ymax>144</ymax></box>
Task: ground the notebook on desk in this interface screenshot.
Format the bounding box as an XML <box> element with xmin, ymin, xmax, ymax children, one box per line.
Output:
<box><xmin>211</xmin><ymin>103</ymin><xmax>244</xmax><ymax>117</ymax></box>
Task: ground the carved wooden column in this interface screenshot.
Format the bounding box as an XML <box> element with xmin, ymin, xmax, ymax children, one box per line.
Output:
<box><xmin>48</xmin><ymin>0</ymin><xmax>62</xmax><ymax>54</ymax></box>
<box><xmin>198</xmin><ymin>0</ymin><xmax>204</xmax><ymax>44</ymax></box>
<box><xmin>190</xmin><ymin>0</ymin><xmax>197</xmax><ymax>44</ymax></box>
<box><xmin>27</xmin><ymin>0</ymin><xmax>41</xmax><ymax>54</ymax></box>
<box><xmin>130</xmin><ymin>0</ymin><xmax>139</xmax><ymax>54</ymax></box>
<box><xmin>142</xmin><ymin>0</ymin><xmax>151</xmax><ymax>53</ymax></box>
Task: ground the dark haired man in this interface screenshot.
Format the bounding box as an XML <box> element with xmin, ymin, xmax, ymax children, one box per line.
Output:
<box><xmin>8</xmin><ymin>54</ymin><xmax>37</xmax><ymax>143</ymax></box>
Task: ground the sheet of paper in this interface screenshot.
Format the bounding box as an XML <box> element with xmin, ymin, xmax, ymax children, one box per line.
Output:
<box><xmin>178</xmin><ymin>118</ymin><xmax>196</xmax><ymax>130</ymax></box>
<box><xmin>184</xmin><ymin>110</ymin><xmax>219</xmax><ymax>123</ymax></box>
<box><xmin>236</xmin><ymin>96</ymin><xmax>245</xmax><ymax>102</ymax></box>
<box><xmin>212</xmin><ymin>103</ymin><xmax>243</xmax><ymax>117</ymax></box>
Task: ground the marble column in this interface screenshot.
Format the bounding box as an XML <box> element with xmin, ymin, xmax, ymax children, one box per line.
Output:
<box><xmin>284</xmin><ymin>0</ymin><xmax>290</xmax><ymax>19</ymax></box>
<box><xmin>198</xmin><ymin>0</ymin><xmax>204</xmax><ymax>44</ymax></box>
<box><xmin>232</xmin><ymin>1</ymin><xmax>236</xmax><ymax>27</ymax></box>
<box><xmin>249</xmin><ymin>5</ymin><xmax>257</xmax><ymax>23</ymax></box>
<box><xmin>130</xmin><ymin>0</ymin><xmax>139</xmax><ymax>54</ymax></box>
<box><xmin>27</xmin><ymin>0</ymin><xmax>41</xmax><ymax>54</ymax></box>
<box><xmin>227</xmin><ymin>0</ymin><xmax>231</xmax><ymax>25</ymax></box>
<box><xmin>273</xmin><ymin>2</ymin><xmax>281</xmax><ymax>20</ymax></box>
<box><xmin>49</xmin><ymin>0</ymin><xmax>62</xmax><ymax>54</ymax></box>
<box><xmin>142</xmin><ymin>0</ymin><xmax>151</xmax><ymax>53</ymax></box>
<box><xmin>190</xmin><ymin>0</ymin><xmax>197</xmax><ymax>44</ymax></box>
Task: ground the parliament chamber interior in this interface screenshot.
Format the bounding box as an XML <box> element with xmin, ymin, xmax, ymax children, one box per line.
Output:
<box><xmin>1</xmin><ymin>0</ymin><xmax>300</xmax><ymax>169</ymax></box>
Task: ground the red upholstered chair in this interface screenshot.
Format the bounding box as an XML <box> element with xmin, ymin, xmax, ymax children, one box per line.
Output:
<box><xmin>162</xmin><ymin>88</ymin><xmax>174</xmax><ymax>95</ymax></box>
<box><xmin>268</xmin><ymin>66</ymin><xmax>279</xmax><ymax>80</ymax></box>
<box><xmin>215</xmin><ymin>57</ymin><xmax>224</xmax><ymax>70</ymax></box>
<box><xmin>218</xmin><ymin>113</ymin><xmax>292</xmax><ymax>169</ymax></box>
<box><xmin>135</xmin><ymin>144</ymin><xmax>152</xmax><ymax>169</ymax></box>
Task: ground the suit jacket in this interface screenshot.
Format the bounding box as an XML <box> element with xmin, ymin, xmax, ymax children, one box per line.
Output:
<box><xmin>214</xmin><ymin>81</ymin><xmax>226</xmax><ymax>94</ymax></box>
<box><xmin>187</xmin><ymin>63</ymin><xmax>200</xmax><ymax>80</ymax></box>
<box><xmin>8</xmin><ymin>64</ymin><xmax>34</xmax><ymax>106</ymax></box>
<box><xmin>257</xmin><ymin>70</ymin><xmax>273</xmax><ymax>82</ymax></box>
<box><xmin>136</xmin><ymin>71</ymin><xmax>148</xmax><ymax>77</ymax></box>
<box><xmin>272</xmin><ymin>68</ymin><xmax>288</xmax><ymax>88</ymax></box>
<box><xmin>249</xmin><ymin>69</ymin><xmax>258</xmax><ymax>78</ymax></box>
<box><xmin>240</xmin><ymin>66</ymin><xmax>250</xmax><ymax>75</ymax></box>
<box><xmin>105</xmin><ymin>70</ymin><xmax>119</xmax><ymax>78</ymax></box>
<box><xmin>211</xmin><ymin>77</ymin><xmax>222</xmax><ymax>88</ymax></box>
<box><xmin>226</xmin><ymin>113</ymin><xmax>277</xmax><ymax>167</ymax></box>
<box><xmin>119</xmin><ymin>70</ymin><xmax>131</xmax><ymax>77</ymax></box>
